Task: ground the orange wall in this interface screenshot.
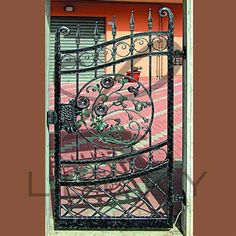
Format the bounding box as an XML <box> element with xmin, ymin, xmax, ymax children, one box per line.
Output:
<box><xmin>51</xmin><ymin>1</ymin><xmax>183</xmax><ymax>78</ymax></box>
<box><xmin>51</xmin><ymin>1</ymin><xmax>183</xmax><ymax>37</ymax></box>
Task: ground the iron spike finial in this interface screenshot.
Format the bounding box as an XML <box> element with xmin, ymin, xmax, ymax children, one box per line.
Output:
<box><xmin>148</xmin><ymin>8</ymin><xmax>153</xmax><ymax>31</ymax></box>
<box><xmin>130</xmin><ymin>10</ymin><xmax>135</xmax><ymax>31</ymax></box>
<box><xmin>76</xmin><ymin>24</ymin><xmax>80</xmax><ymax>44</ymax></box>
<box><xmin>94</xmin><ymin>21</ymin><xmax>99</xmax><ymax>35</ymax></box>
<box><xmin>94</xmin><ymin>21</ymin><xmax>99</xmax><ymax>42</ymax></box>
<box><xmin>112</xmin><ymin>15</ymin><xmax>117</xmax><ymax>36</ymax></box>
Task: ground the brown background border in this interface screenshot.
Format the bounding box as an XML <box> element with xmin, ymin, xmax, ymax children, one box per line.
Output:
<box><xmin>0</xmin><ymin>0</ymin><xmax>236</xmax><ymax>235</ymax></box>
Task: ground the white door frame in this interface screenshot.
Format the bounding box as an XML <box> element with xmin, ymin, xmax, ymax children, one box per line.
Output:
<box><xmin>182</xmin><ymin>0</ymin><xmax>193</xmax><ymax>235</ymax></box>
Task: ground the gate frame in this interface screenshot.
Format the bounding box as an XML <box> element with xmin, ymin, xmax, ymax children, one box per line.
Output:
<box><xmin>45</xmin><ymin>0</ymin><xmax>193</xmax><ymax>235</ymax></box>
<box><xmin>181</xmin><ymin>0</ymin><xmax>193</xmax><ymax>235</ymax></box>
<box><xmin>54</xmin><ymin>6</ymin><xmax>174</xmax><ymax>230</ymax></box>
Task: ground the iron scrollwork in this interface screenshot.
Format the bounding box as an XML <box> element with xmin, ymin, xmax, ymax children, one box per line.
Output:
<box><xmin>60</xmin><ymin>35</ymin><xmax>168</xmax><ymax>70</ymax></box>
<box><xmin>59</xmin><ymin>74</ymin><xmax>154</xmax><ymax>150</ymax></box>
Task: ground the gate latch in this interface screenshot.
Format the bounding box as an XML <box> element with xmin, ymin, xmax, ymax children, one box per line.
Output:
<box><xmin>172</xmin><ymin>190</ymin><xmax>186</xmax><ymax>205</ymax></box>
<box><xmin>47</xmin><ymin>110</ymin><xmax>57</xmax><ymax>125</ymax></box>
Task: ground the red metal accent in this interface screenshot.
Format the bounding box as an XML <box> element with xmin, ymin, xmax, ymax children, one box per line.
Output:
<box><xmin>126</xmin><ymin>71</ymin><xmax>141</xmax><ymax>82</ymax></box>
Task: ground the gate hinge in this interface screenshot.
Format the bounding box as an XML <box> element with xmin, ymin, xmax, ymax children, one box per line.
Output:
<box><xmin>172</xmin><ymin>190</ymin><xmax>186</xmax><ymax>205</ymax></box>
<box><xmin>47</xmin><ymin>110</ymin><xmax>57</xmax><ymax>125</ymax></box>
<box><xmin>183</xmin><ymin>46</ymin><xmax>187</xmax><ymax>59</ymax></box>
<box><xmin>173</xmin><ymin>48</ymin><xmax>186</xmax><ymax>65</ymax></box>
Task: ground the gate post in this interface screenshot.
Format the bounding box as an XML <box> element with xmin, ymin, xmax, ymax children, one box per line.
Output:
<box><xmin>159</xmin><ymin>7</ymin><xmax>174</xmax><ymax>227</ymax></box>
<box><xmin>54</xmin><ymin>26</ymin><xmax>69</xmax><ymax>228</ymax></box>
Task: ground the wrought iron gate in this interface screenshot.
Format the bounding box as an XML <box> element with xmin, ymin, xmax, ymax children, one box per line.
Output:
<box><xmin>51</xmin><ymin>7</ymin><xmax>181</xmax><ymax>230</ymax></box>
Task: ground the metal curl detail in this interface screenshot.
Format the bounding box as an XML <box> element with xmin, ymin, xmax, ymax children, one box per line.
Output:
<box><xmin>100</xmin><ymin>76</ymin><xmax>114</xmax><ymax>89</ymax></box>
<box><xmin>159</xmin><ymin>7</ymin><xmax>174</xmax><ymax>30</ymax></box>
<box><xmin>133</xmin><ymin>38</ymin><xmax>149</xmax><ymax>53</ymax></box>
<box><xmin>159</xmin><ymin>7</ymin><xmax>173</xmax><ymax>18</ymax></box>
<box><xmin>79</xmin><ymin>52</ymin><xmax>95</xmax><ymax>67</ymax></box>
<box><xmin>97</xmin><ymin>47</ymin><xmax>113</xmax><ymax>63</ymax></box>
<box><xmin>61</xmin><ymin>54</ymin><xmax>76</xmax><ymax>69</ymax></box>
<box><xmin>115</xmin><ymin>42</ymin><xmax>131</xmax><ymax>57</ymax></box>
<box><xmin>58</xmin><ymin>26</ymin><xmax>70</xmax><ymax>36</ymax></box>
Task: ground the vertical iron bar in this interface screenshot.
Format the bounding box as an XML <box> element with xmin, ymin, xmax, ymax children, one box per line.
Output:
<box><xmin>54</xmin><ymin>26</ymin><xmax>69</xmax><ymax>226</ymax></box>
<box><xmin>112</xmin><ymin>15</ymin><xmax>117</xmax><ymax>75</ymax></box>
<box><xmin>168</xmin><ymin>17</ymin><xmax>174</xmax><ymax>228</ymax></box>
<box><xmin>130</xmin><ymin>11</ymin><xmax>135</xmax><ymax>76</ymax></box>
<box><xmin>76</xmin><ymin>24</ymin><xmax>80</xmax><ymax>95</ymax></box>
<box><xmin>159</xmin><ymin>4</ymin><xmax>164</xmax><ymax>80</ymax></box>
<box><xmin>94</xmin><ymin>23</ymin><xmax>99</xmax><ymax>171</ymax></box>
<box><xmin>111</xmin><ymin>161</ymin><xmax>116</xmax><ymax>177</ymax></box>
<box><xmin>159</xmin><ymin>7</ymin><xmax>174</xmax><ymax>226</ymax></box>
<box><xmin>148</xmin><ymin>8</ymin><xmax>153</xmax><ymax>151</ymax></box>
<box><xmin>94</xmin><ymin>146</ymin><xmax>97</xmax><ymax>179</ymax></box>
<box><xmin>130</xmin><ymin>146</ymin><xmax>134</xmax><ymax>153</ymax></box>
<box><xmin>75</xmin><ymin>25</ymin><xmax>80</xmax><ymax>160</ymax></box>
<box><xmin>130</xmin><ymin>158</ymin><xmax>135</xmax><ymax>173</ymax></box>
<box><xmin>54</xmin><ymin>28</ymin><xmax>61</xmax><ymax>227</ymax></box>
<box><xmin>112</xmin><ymin>16</ymin><xmax>117</xmax><ymax>159</ymax></box>
<box><xmin>94</xmin><ymin>22</ymin><xmax>99</xmax><ymax>78</ymax></box>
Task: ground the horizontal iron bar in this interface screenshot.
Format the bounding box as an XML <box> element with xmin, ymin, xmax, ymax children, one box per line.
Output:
<box><xmin>55</xmin><ymin>218</ymin><xmax>171</xmax><ymax>230</ymax></box>
<box><xmin>61</xmin><ymin>51</ymin><xmax>169</xmax><ymax>74</ymax></box>
<box><xmin>61</xmin><ymin>140</ymin><xmax>168</xmax><ymax>165</ymax></box>
<box><xmin>60</xmin><ymin>31</ymin><xmax>169</xmax><ymax>54</ymax></box>
<box><xmin>60</xmin><ymin>160</ymin><xmax>168</xmax><ymax>186</ymax></box>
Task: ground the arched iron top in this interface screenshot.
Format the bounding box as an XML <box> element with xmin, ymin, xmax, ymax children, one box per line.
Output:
<box><xmin>60</xmin><ymin>31</ymin><xmax>169</xmax><ymax>55</ymax></box>
<box><xmin>57</xmin><ymin>7</ymin><xmax>173</xmax><ymax>55</ymax></box>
